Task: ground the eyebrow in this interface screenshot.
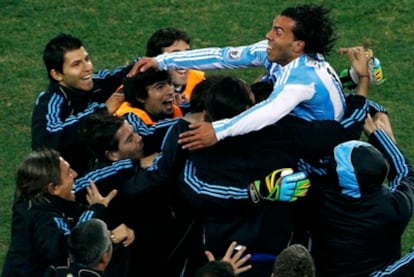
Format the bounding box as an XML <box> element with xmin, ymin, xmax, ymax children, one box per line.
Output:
<box><xmin>69</xmin><ymin>53</ymin><xmax>89</xmax><ymax>66</ymax></box>
<box><xmin>273</xmin><ymin>26</ymin><xmax>285</xmax><ymax>32</ymax></box>
<box><xmin>124</xmin><ymin>126</ymin><xmax>134</xmax><ymax>143</ymax></box>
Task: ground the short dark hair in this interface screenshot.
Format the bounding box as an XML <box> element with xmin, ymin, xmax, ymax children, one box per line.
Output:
<box><xmin>16</xmin><ymin>148</ymin><xmax>61</xmax><ymax>202</ymax></box>
<box><xmin>146</xmin><ymin>27</ymin><xmax>191</xmax><ymax>57</ymax></box>
<box><xmin>273</xmin><ymin>244</ymin><xmax>315</xmax><ymax>277</ymax></box>
<box><xmin>250</xmin><ymin>81</ymin><xmax>273</xmax><ymax>103</ymax></box>
<box><xmin>123</xmin><ymin>69</ymin><xmax>170</xmax><ymax>108</ymax></box>
<box><xmin>190</xmin><ymin>75</ymin><xmax>225</xmax><ymax>113</ymax></box>
<box><xmin>194</xmin><ymin>260</ymin><xmax>235</xmax><ymax>277</ymax></box>
<box><xmin>205</xmin><ymin>76</ymin><xmax>254</xmax><ymax>121</ymax></box>
<box><xmin>281</xmin><ymin>4</ymin><xmax>337</xmax><ymax>56</ymax></box>
<box><xmin>43</xmin><ymin>33</ymin><xmax>83</xmax><ymax>82</ymax></box>
<box><xmin>80</xmin><ymin>113</ymin><xmax>125</xmax><ymax>163</ymax></box>
<box><xmin>68</xmin><ymin>218</ymin><xmax>112</xmax><ymax>268</ymax></box>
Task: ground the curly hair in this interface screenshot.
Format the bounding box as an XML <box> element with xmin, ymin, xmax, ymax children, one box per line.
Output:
<box><xmin>281</xmin><ymin>4</ymin><xmax>337</xmax><ymax>57</ymax></box>
<box><xmin>273</xmin><ymin>244</ymin><xmax>315</xmax><ymax>277</ymax></box>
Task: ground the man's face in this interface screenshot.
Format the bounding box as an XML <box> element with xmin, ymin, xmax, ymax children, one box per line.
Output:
<box><xmin>265</xmin><ymin>15</ymin><xmax>302</xmax><ymax>66</ymax></box>
<box><xmin>114</xmin><ymin>120</ymin><xmax>144</xmax><ymax>161</ymax></box>
<box><xmin>162</xmin><ymin>40</ymin><xmax>190</xmax><ymax>87</ymax></box>
<box><xmin>54</xmin><ymin>157</ymin><xmax>78</xmax><ymax>201</ymax></box>
<box><xmin>141</xmin><ymin>80</ymin><xmax>175</xmax><ymax>118</ymax></box>
<box><xmin>56</xmin><ymin>46</ymin><xmax>94</xmax><ymax>91</ymax></box>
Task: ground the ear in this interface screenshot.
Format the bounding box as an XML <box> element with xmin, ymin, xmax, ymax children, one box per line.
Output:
<box><xmin>46</xmin><ymin>182</ymin><xmax>58</xmax><ymax>195</ymax></box>
<box><xmin>102</xmin><ymin>250</ymin><xmax>111</xmax><ymax>264</ymax></box>
<box><xmin>95</xmin><ymin>248</ymin><xmax>112</xmax><ymax>271</ymax></box>
<box><xmin>136</xmin><ymin>97</ymin><xmax>145</xmax><ymax>104</ymax></box>
<box><xmin>50</xmin><ymin>69</ymin><xmax>63</xmax><ymax>82</ymax></box>
<box><xmin>105</xmin><ymin>150</ymin><xmax>120</xmax><ymax>162</ymax></box>
<box><xmin>293</xmin><ymin>40</ymin><xmax>305</xmax><ymax>53</ymax></box>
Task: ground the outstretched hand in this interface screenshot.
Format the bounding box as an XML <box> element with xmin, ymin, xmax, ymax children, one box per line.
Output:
<box><xmin>127</xmin><ymin>57</ymin><xmax>159</xmax><ymax>77</ymax></box>
<box><xmin>178</xmin><ymin>122</ymin><xmax>218</xmax><ymax>150</ymax></box>
<box><xmin>338</xmin><ymin>46</ymin><xmax>370</xmax><ymax>78</ymax></box>
<box><xmin>86</xmin><ymin>180</ymin><xmax>117</xmax><ymax>208</ymax></box>
<box><xmin>205</xmin><ymin>241</ymin><xmax>252</xmax><ymax>275</ymax></box>
<box><xmin>339</xmin><ymin>46</ymin><xmax>371</xmax><ymax>98</ymax></box>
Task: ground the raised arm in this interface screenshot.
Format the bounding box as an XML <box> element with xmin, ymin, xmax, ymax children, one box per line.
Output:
<box><xmin>127</xmin><ymin>40</ymin><xmax>269</xmax><ymax>76</ymax></box>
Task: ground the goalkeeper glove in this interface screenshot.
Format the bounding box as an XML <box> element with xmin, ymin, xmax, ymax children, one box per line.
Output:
<box><xmin>248</xmin><ymin>168</ymin><xmax>310</xmax><ymax>204</ymax></box>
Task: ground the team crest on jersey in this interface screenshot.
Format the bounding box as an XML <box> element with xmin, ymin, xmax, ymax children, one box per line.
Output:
<box><xmin>228</xmin><ymin>48</ymin><xmax>241</xmax><ymax>60</ymax></box>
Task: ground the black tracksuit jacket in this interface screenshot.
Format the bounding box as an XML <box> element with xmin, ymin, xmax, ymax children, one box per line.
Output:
<box><xmin>2</xmin><ymin>195</ymin><xmax>105</xmax><ymax>277</ymax></box>
<box><xmin>31</xmin><ymin>63</ymin><xmax>133</xmax><ymax>175</ymax></box>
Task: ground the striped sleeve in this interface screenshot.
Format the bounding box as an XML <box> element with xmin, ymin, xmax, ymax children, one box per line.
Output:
<box><xmin>156</xmin><ymin>40</ymin><xmax>269</xmax><ymax>71</ymax></box>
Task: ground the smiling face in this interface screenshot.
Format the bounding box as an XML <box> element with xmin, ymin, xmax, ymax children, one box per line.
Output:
<box><xmin>52</xmin><ymin>46</ymin><xmax>94</xmax><ymax>91</ymax></box>
<box><xmin>265</xmin><ymin>15</ymin><xmax>304</xmax><ymax>66</ymax></box>
<box><xmin>140</xmin><ymin>80</ymin><xmax>175</xmax><ymax>119</ymax></box>
<box><xmin>162</xmin><ymin>40</ymin><xmax>190</xmax><ymax>88</ymax></box>
<box><xmin>52</xmin><ymin>157</ymin><xmax>78</xmax><ymax>201</ymax></box>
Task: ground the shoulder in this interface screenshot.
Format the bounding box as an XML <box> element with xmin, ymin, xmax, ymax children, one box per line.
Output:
<box><xmin>188</xmin><ymin>69</ymin><xmax>205</xmax><ymax>80</ymax></box>
<box><xmin>46</xmin><ymin>265</ymin><xmax>103</xmax><ymax>277</ymax></box>
<box><xmin>165</xmin><ymin>119</ymin><xmax>190</xmax><ymax>137</ymax></box>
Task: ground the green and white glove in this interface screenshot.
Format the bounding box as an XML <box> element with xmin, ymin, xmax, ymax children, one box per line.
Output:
<box><xmin>248</xmin><ymin>168</ymin><xmax>311</xmax><ymax>204</ymax></box>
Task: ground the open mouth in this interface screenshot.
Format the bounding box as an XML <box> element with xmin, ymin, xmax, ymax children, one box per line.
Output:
<box><xmin>81</xmin><ymin>74</ymin><xmax>92</xmax><ymax>81</ymax></box>
<box><xmin>175</xmin><ymin>69</ymin><xmax>187</xmax><ymax>75</ymax></box>
<box><xmin>163</xmin><ymin>98</ymin><xmax>174</xmax><ymax>108</ymax></box>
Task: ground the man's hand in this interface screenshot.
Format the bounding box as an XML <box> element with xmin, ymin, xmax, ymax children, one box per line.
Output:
<box><xmin>127</xmin><ymin>57</ymin><xmax>159</xmax><ymax>77</ymax></box>
<box><xmin>339</xmin><ymin>46</ymin><xmax>371</xmax><ymax>98</ymax></box>
<box><xmin>338</xmin><ymin>46</ymin><xmax>370</xmax><ymax>78</ymax></box>
<box><xmin>139</xmin><ymin>152</ymin><xmax>159</xmax><ymax>168</ymax></box>
<box><xmin>248</xmin><ymin>168</ymin><xmax>310</xmax><ymax>204</ymax></box>
<box><xmin>86</xmin><ymin>180</ymin><xmax>117</xmax><ymax>208</ymax></box>
<box><xmin>204</xmin><ymin>241</ymin><xmax>252</xmax><ymax>275</ymax></box>
<box><xmin>178</xmin><ymin>122</ymin><xmax>218</xmax><ymax>150</ymax></box>
<box><xmin>372</xmin><ymin>112</ymin><xmax>396</xmax><ymax>142</ymax></box>
<box><xmin>105</xmin><ymin>92</ymin><xmax>125</xmax><ymax>114</ymax></box>
<box><xmin>110</xmin><ymin>223</ymin><xmax>135</xmax><ymax>247</ymax></box>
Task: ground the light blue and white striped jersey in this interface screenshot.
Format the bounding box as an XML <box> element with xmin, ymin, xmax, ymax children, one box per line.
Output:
<box><xmin>156</xmin><ymin>40</ymin><xmax>346</xmax><ymax>141</ymax></box>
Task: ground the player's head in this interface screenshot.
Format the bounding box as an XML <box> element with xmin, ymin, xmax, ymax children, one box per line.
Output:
<box><xmin>265</xmin><ymin>4</ymin><xmax>336</xmax><ymax>65</ymax></box>
<box><xmin>16</xmin><ymin>148</ymin><xmax>78</xmax><ymax>203</ymax></box>
<box><xmin>146</xmin><ymin>27</ymin><xmax>192</xmax><ymax>88</ymax></box>
<box><xmin>146</xmin><ymin>27</ymin><xmax>191</xmax><ymax>57</ymax></box>
<box><xmin>123</xmin><ymin>69</ymin><xmax>177</xmax><ymax>120</ymax></box>
<box><xmin>280</xmin><ymin>4</ymin><xmax>337</xmax><ymax>56</ymax></box>
<box><xmin>205</xmin><ymin>76</ymin><xmax>255</xmax><ymax>121</ymax></box>
<box><xmin>44</xmin><ymin>33</ymin><xmax>84</xmax><ymax>81</ymax></box>
<box><xmin>43</xmin><ymin>33</ymin><xmax>94</xmax><ymax>91</ymax></box>
<box><xmin>329</xmin><ymin>140</ymin><xmax>390</xmax><ymax>198</ymax></box>
<box><xmin>68</xmin><ymin>218</ymin><xmax>113</xmax><ymax>270</ymax></box>
<box><xmin>80</xmin><ymin>113</ymin><xmax>144</xmax><ymax>163</ymax></box>
<box><xmin>190</xmin><ymin>75</ymin><xmax>226</xmax><ymax>114</ymax></box>
<box><xmin>272</xmin><ymin>244</ymin><xmax>315</xmax><ymax>277</ymax></box>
